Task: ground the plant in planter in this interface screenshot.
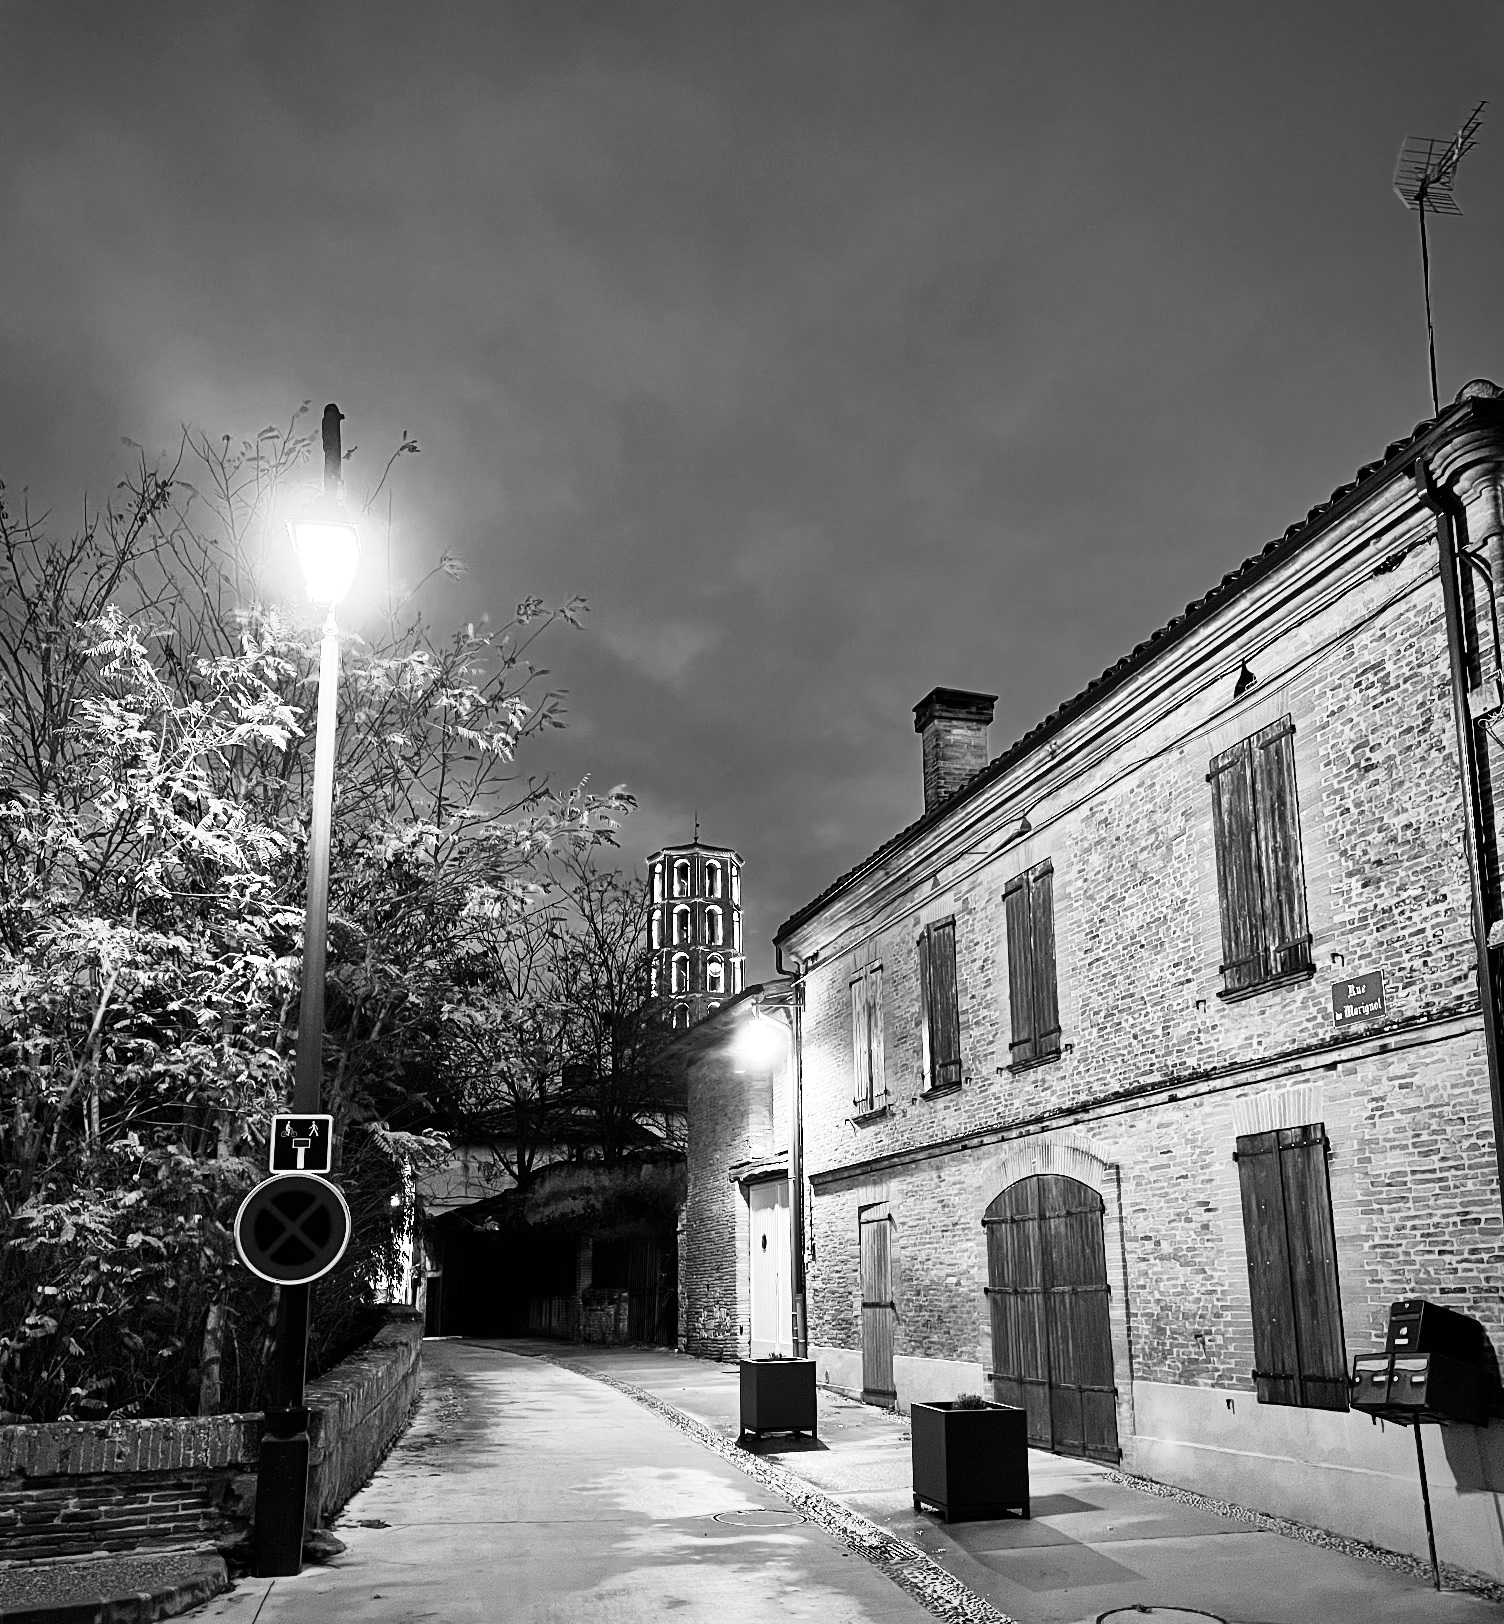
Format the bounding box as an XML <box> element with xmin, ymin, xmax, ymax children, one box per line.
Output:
<box><xmin>739</xmin><ymin>1355</ymin><xmax>818</xmax><ymax>1442</ymax></box>
<box><xmin>911</xmin><ymin>1393</ymin><xmax>1029</xmax><ymax>1521</ymax></box>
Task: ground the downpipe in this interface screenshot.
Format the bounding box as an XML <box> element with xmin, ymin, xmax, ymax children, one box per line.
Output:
<box><xmin>1413</xmin><ymin>456</ymin><xmax>1504</xmax><ymax>1230</ymax></box>
<box><xmin>776</xmin><ymin>940</ymin><xmax>808</xmax><ymax>1358</ymax></box>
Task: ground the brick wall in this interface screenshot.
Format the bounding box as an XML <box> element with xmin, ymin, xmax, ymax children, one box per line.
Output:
<box><xmin>0</xmin><ymin>1306</ymin><xmax>423</xmax><ymax>1562</ymax></box>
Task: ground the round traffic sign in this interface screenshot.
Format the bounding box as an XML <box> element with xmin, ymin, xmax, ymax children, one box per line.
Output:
<box><xmin>234</xmin><ymin>1173</ymin><xmax>352</xmax><ymax>1286</ymax></box>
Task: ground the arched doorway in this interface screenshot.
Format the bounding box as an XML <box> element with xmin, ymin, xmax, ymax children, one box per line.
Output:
<box><xmin>984</xmin><ymin>1174</ymin><xmax>1119</xmax><ymax>1462</ymax></box>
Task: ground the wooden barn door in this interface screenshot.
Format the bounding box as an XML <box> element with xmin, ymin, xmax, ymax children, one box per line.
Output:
<box><xmin>859</xmin><ymin>1202</ymin><xmax>896</xmax><ymax>1404</ymax></box>
<box><xmin>985</xmin><ymin>1175</ymin><xmax>1119</xmax><ymax>1462</ymax></box>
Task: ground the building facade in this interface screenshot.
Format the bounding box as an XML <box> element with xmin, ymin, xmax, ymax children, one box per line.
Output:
<box><xmin>774</xmin><ymin>385</ymin><xmax>1504</xmax><ymax>1577</ymax></box>
<box><xmin>648</xmin><ymin>840</ymin><xmax>747</xmax><ymax>1028</ymax></box>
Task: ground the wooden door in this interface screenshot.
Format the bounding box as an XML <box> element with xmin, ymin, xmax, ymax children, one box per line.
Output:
<box><xmin>860</xmin><ymin>1202</ymin><xmax>896</xmax><ymax>1403</ymax></box>
<box><xmin>985</xmin><ymin>1175</ymin><xmax>1119</xmax><ymax>1462</ymax></box>
<box><xmin>749</xmin><ymin>1179</ymin><xmax>792</xmax><ymax>1356</ymax></box>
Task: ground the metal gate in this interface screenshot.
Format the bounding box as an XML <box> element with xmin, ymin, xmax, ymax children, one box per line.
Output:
<box><xmin>984</xmin><ymin>1174</ymin><xmax>1119</xmax><ymax>1462</ymax></box>
<box><xmin>859</xmin><ymin>1201</ymin><xmax>896</xmax><ymax>1404</ymax></box>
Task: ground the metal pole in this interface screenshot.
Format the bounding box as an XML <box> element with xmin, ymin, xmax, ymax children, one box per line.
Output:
<box><xmin>788</xmin><ymin>993</ymin><xmax>807</xmax><ymax>1358</ymax></box>
<box><xmin>1415</xmin><ymin>1423</ymin><xmax>1442</xmax><ymax>1590</ymax></box>
<box><xmin>254</xmin><ymin>404</ymin><xmax>344</xmax><ymax>1579</ymax></box>
<box><xmin>1419</xmin><ymin>194</ymin><xmax>1440</xmax><ymax>417</ymax></box>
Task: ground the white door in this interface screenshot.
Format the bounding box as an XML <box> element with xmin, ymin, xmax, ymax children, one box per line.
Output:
<box><xmin>749</xmin><ymin>1178</ymin><xmax>793</xmax><ymax>1357</ymax></box>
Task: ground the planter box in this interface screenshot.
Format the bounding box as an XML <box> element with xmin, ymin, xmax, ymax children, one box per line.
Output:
<box><xmin>739</xmin><ymin>1358</ymin><xmax>818</xmax><ymax>1440</ymax></box>
<box><xmin>911</xmin><ymin>1400</ymin><xmax>1029</xmax><ymax>1522</ymax></box>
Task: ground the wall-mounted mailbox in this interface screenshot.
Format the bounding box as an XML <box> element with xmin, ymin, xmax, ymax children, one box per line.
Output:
<box><xmin>1351</xmin><ymin>1350</ymin><xmax>1492</xmax><ymax>1426</ymax></box>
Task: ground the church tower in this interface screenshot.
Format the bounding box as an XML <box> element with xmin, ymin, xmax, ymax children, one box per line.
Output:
<box><xmin>647</xmin><ymin>839</ymin><xmax>746</xmax><ymax>1029</ymax></box>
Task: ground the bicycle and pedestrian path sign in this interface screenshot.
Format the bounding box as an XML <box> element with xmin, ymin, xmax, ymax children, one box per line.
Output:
<box><xmin>269</xmin><ymin>1113</ymin><xmax>334</xmax><ymax>1173</ymax></box>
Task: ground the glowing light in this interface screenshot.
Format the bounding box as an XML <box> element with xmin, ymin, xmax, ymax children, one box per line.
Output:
<box><xmin>736</xmin><ymin>1010</ymin><xmax>788</xmax><ymax>1070</ymax></box>
<box><xmin>289</xmin><ymin>517</ymin><xmax>360</xmax><ymax>606</ymax></box>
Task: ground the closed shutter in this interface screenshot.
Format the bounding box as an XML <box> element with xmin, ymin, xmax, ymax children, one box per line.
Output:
<box><xmin>1032</xmin><ymin>864</ymin><xmax>1062</xmax><ymax>1059</ymax></box>
<box><xmin>1236</xmin><ymin>1124</ymin><xmax>1347</xmax><ymax>1411</ymax></box>
<box><xmin>1253</xmin><ymin>719</ymin><xmax>1312</xmax><ymax>981</ymax></box>
<box><xmin>1210</xmin><ymin>739</ymin><xmax>1265</xmax><ymax>993</ymax></box>
<box><xmin>926</xmin><ymin>919</ymin><xmax>962</xmax><ymax>1088</ymax></box>
<box><xmin>1004</xmin><ymin>877</ymin><xmax>1037</xmax><ymax>1064</ymax></box>
<box><xmin>851</xmin><ymin>975</ymin><xmax>871</xmax><ymax>1109</ymax></box>
<box><xmin>869</xmin><ymin>964</ymin><xmax>886</xmax><ymax>1106</ymax></box>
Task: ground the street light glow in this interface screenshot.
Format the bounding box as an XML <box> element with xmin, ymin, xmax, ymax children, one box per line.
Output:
<box><xmin>289</xmin><ymin>517</ymin><xmax>360</xmax><ymax>606</ymax></box>
<box><xmin>735</xmin><ymin>1010</ymin><xmax>788</xmax><ymax>1070</ymax></box>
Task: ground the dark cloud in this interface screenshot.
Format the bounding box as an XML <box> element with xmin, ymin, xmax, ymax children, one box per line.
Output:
<box><xmin>3</xmin><ymin>1</ymin><xmax>1503</xmax><ymax>971</ymax></box>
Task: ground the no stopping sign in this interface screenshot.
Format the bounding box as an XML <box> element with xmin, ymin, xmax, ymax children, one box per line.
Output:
<box><xmin>234</xmin><ymin>1173</ymin><xmax>352</xmax><ymax>1286</ymax></box>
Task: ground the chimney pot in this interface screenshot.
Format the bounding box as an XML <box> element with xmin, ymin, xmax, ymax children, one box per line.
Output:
<box><xmin>913</xmin><ymin>687</ymin><xmax>997</xmax><ymax>814</ymax></box>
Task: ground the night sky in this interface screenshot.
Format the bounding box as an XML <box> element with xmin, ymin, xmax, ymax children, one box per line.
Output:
<box><xmin>3</xmin><ymin>3</ymin><xmax>1503</xmax><ymax>979</ymax></box>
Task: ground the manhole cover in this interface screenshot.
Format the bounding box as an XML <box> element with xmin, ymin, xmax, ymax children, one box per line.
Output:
<box><xmin>711</xmin><ymin>1509</ymin><xmax>808</xmax><ymax>1528</ymax></box>
<box><xmin>1097</xmin><ymin>1610</ymin><xmax>1226</xmax><ymax>1624</ymax></box>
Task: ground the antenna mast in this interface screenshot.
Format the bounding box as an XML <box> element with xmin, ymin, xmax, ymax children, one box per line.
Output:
<box><xmin>1393</xmin><ymin>101</ymin><xmax>1486</xmax><ymax>416</ymax></box>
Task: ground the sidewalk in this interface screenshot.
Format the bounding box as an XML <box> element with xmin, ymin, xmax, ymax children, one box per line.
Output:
<box><xmin>193</xmin><ymin>1339</ymin><xmax>946</xmax><ymax>1624</ymax></box>
<box><xmin>510</xmin><ymin>1340</ymin><xmax>1504</xmax><ymax>1624</ymax></box>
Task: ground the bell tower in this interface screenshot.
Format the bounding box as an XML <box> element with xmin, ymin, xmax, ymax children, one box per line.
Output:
<box><xmin>647</xmin><ymin>839</ymin><xmax>745</xmax><ymax>1028</ymax></box>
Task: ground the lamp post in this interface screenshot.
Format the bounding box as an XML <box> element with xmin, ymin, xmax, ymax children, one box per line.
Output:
<box><xmin>253</xmin><ymin>404</ymin><xmax>359</xmax><ymax>1578</ymax></box>
<box><xmin>739</xmin><ymin>986</ymin><xmax>807</xmax><ymax>1358</ymax></box>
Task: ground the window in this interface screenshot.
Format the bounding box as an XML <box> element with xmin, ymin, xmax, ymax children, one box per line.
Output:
<box><xmin>706</xmin><ymin>906</ymin><xmax>723</xmax><ymax>946</ymax></box>
<box><xmin>652</xmin><ymin>862</ymin><xmax>664</xmax><ymax>903</ymax></box>
<box><xmin>1209</xmin><ymin>716</ymin><xmax>1312</xmax><ymax>999</ymax></box>
<box><xmin>917</xmin><ymin>919</ymin><xmax>962</xmax><ymax>1091</ymax></box>
<box><xmin>673</xmin><ymin>905</ymin><xmax>691</xmax><ymax>945</ymax></box>
<box><xmin>733</xmin><ymin>912</ymin><xmax>742</xmax><ymax>951</ymax></box>
<box><xmin>673</xmin><ymin>1003</ymin><xmax>690</xmax><ymax>1030</ymax></box>
<box><xmin>1235</xmin><ymin>1123</ymin><xmax>1347</xmax><ymax>1411</ymax></box>
<box><xmin>649</xmin><ymin>960</ymin><xmax>660</xmax><ymax>996</ymax></box>
<box><xmin>706</xmin><ymin>861</ymin><xmax>722</xmax><ymax>898</ymax></box>
<box><xmin>707</xmin><ymin>956</ymin><xmax>725</xmax><ymax>994</ymax></box>
<box><xmin>731</xmin><ymin>865</ymin><xmax>741</xmax><ymax>904</ymax></box>
<box><xmin>673</xmin><ymin>860</ymin><xmax>691</xmax><ymax>898</ymax></box>
<box><xmin>1003</xmin><ymin>860</ymin><xmax>1061</xmax><ymax>1068</ymax></box>
<box><xmin>850</xmin><ymin>964</ymin><xmax>885</xmax><ymax>1114</ymax></box>
<box><xmin>671</xmin><ymin>953</ymin><xmax>689</xmax><ymax>995</ymax></box>
<box><xmin>651</xmin><ymin>911</ymin><xmax>662</xmax><ymax>948</ymax></box>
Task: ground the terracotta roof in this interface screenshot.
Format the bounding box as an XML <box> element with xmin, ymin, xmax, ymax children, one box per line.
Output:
<box><xmin>775</xmin><ymin>385</ymin><xmax>1504</xmax><ymax>947</ymax></box>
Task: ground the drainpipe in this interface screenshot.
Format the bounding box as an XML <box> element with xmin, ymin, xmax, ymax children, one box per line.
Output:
<box><xmin>1413</xmin><ymin>456</ymin><xmax>1504</xmax><ymax>1226</ymax></box>
<box><xmin>775</xmin><ymin>941</ymin><xmax>808</xmax><ymax>1358</ymax></box>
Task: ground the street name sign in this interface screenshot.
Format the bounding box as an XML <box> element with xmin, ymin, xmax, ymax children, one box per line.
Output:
<box><xmin>1332</xmin><ymin>971</ymin><xmax>1386</xmax><ymax>1028</ymax></box>
<box><xmin>269</xmin><ymin>1113</ymin><xmax>334</xmax><ymax>1173</ymax></box>
<box><xmin>234</xmin><ymin>1173</ymin><xmax>351</xmax><ymax>1285</ymax></box>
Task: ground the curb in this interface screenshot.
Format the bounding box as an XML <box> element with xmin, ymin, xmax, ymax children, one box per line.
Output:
<box><xmin>0</xmin><ymin>1558</ymin><xmax>228</xmax><ymax>1624</ymax></box>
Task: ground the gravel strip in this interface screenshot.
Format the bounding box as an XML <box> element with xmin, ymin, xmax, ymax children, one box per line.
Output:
<box><xmin>543</xmin><ymin>1358</ymin><xmax>1019</xmax><ymax>1624</ymax></box>
<box><xmin>0</xmin><ymin>1551</ymin><xmax>227</xmax><ymax>1623</ymax></box>
<box><xmin>1101</xmin><ymin>1466</ymin><xmax>1504</xmax><ymax>1604</ymax></box>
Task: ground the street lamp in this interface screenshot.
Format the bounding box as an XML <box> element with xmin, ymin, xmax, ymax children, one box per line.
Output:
<box><xmin>254</xmin><ymin>403</ymin><xmax>357</xmax><ymax>1579</ymax></box>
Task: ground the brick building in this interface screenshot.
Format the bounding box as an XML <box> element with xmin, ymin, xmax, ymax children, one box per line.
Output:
<box><xmin>773</xmin><ymin>384</ymin><xmax>1504</xmax><ymax>1576</ymax></box>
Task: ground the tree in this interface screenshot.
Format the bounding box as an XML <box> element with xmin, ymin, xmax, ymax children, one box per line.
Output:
<box><xmin>0</xmin><ymin>410</ymin><xmax>621</xmax><ymax>1419</ymax></box>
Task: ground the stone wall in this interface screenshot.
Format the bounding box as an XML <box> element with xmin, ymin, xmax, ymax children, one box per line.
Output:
<box><xmin>0</xmin><ymin>1306</ymin><xmax>423</xmax><ymax>1563</ymax></box>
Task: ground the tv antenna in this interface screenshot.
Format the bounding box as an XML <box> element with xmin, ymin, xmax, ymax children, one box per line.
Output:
<box><xmin>1393</xmin><ymin>100</ymin><xmax>1486</xmax><ymax>416</ymax></box>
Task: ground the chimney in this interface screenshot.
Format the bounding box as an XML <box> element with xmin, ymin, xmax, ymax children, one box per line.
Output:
<box><xmin>913</xmin><ymin>687</ymin><xmax>997</xmax><ymax>814</ymax></box>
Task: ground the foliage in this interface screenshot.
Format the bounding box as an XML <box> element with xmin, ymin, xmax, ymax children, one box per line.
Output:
<box><xmin>0</xmin><ymin>410</ymin><xmax>621</xmax><ymax>1419</ymax></box>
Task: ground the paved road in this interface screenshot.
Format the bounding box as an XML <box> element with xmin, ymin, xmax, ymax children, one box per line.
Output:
<box><xmin>198</xmin><ymin>1341</ymin><xmax>937</xmax><ymax>1624</ymax></box>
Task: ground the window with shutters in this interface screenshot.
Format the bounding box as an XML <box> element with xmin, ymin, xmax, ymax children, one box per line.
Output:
<box><xmin>1235</xmin><ymin>1123</ymin><xmax>1348</xmax><ymax>1411</ymax></box>
<box><xmin>1004</xmin><ymin>860</ymin><xmax>1061</xmax><ymax>1070</ymax></box>
<box><xmin>917</xmin><ymin>918</ymin><xmax>963</xmax><ymax>1093</ymax></box>
<box><xmin>850</xmin><ymin>964</ymin><xmax>886</xmax><ymax>1116</ymax></box>
<box><xmin>1209</xmin><ymin>716</ymin><xmax>1313</xmax><ymax>1000</ymax></box>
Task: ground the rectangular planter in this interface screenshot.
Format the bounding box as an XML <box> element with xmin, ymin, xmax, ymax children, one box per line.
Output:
<box><xmin>739</xmin><ymin>1358</ymin><xmax>818</xmax><ymax>1440</ymax></box>
<box><xmin>911</xmin><ymin>1400</ymin><xmax>1029</xmax><ymax>1522</ymax></box>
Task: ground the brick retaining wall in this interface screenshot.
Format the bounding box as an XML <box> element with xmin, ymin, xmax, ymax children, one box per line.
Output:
<box><xmin>0</xmin><ymin>1306</ymin><xmax>423</xmax><ymax>1562</ymax></box>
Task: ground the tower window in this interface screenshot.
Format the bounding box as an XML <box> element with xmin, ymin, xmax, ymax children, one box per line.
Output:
<box><xmin>707</xmin><ymin>956</ymin><xmax>725</xmax><ymax>994</ymax></box>
<box><xmin>651</xmin><ymin>912</ymin><xmax>663</xmax><ymax>948</ymax></box>
<box><xmin>673</xmin><ymin>860</ymin><xmax>691</xmax><ymax>898</ymax></box>
<box><xmin>652</xmin><ymin>862</ymin><xmax>664</xmax><ymax>903</ymax></box>
<box><xmin>673</xmin><ymin>906</ymin><xmax>691</xmax><ymax>945</ymax></box>
<box><xmin>673</xmin><ymin>1003</ymin><xmax>690</xmax><ymax>1030</ymax></box>
<box><xmin>671</xmin><ymin>954</ymin><xmax>689</xmax><ymax>995</ymax></box>
<box><xmin>650</xmin><ymin>961</ymin><xmax>660</xmax><ymax>996</ymax></box>
<box><xmin>706</xmin><ymin>861</ymin><xmax>722</xmax><ymax>898</ymax></box>
<box><xmin>706</xmin><ymin>906</ymin><xmax>723</xmax><ymax>946</ymax></box>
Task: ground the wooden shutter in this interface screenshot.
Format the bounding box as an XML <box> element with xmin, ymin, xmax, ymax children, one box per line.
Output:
<box><xmin>1004</xmin><ymin>877</ymin><xmax>1037</xmax><ymax>1064</ymax></box>
<box><xmin>1210</xmin><ymin>738</ymin><xmax>1265</xmax><ymax>993</ymax></box>
<box><xmin>1031</xmin><ymin>864</ymin><xmax>1062</xmax><ymax>1059</ymax></box>
<box><xmin>1005</xmin><ymin>864</ymin><xmax>1061</xmax><ymax>1065</ymax></box>
<box><xmin>869</xmin><ymin>964</ymin><xmax>886</xmax><ymax>1105</ymax></box>
<box><xmin>851</xmin><ymin>975</ymin><xmax>871</xmax><ymax>1109</ymax></box>
<box><xmin>1236</xmin><ymin>1124</ymin><xmax>1347</xmax><ymax>1411</ymax></box>
<box><xmin>1253</xmin><ymin>719</ymin><xmax>1312</xmax><ymax>981</ymax></box>
<box><xmin>925</xmin><ymin>920</ymin><xmax>962</xmax><ymax>1088</ymax></box>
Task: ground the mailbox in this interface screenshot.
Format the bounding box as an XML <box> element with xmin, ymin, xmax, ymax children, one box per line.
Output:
<box><xmin>1386</xmin><ymin>1298</ymin><xmax>1491</xmax><ymax>1366</ymax></box>
<box><xmin>1351</xmin><ymin>1350</ymin><xmax>1492</xmax><ymax>1426</ymax></box>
